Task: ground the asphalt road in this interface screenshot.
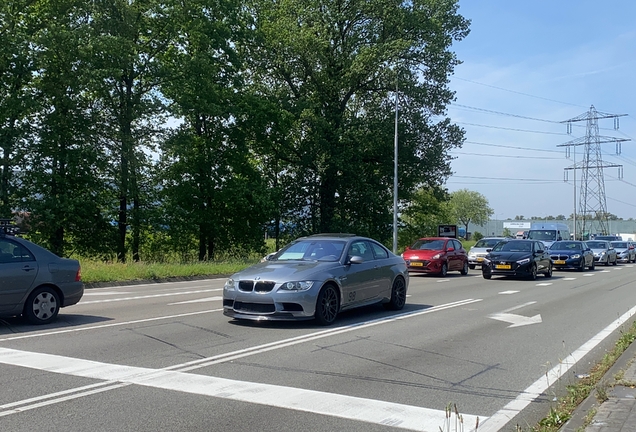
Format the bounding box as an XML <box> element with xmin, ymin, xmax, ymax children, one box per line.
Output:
<box><xmin>1</xmin><ymin>262</ymin><xmax>636</xmax><ymax>432</ymax></box>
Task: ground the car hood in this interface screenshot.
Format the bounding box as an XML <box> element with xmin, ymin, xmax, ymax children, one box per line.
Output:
<box><xmin>468</xmin><ymin>248</ymin><xmax>489</xmax><ymax>254</ymax></box>
<box><xmin>403</xmin><ymin>250</ymin><xmax>442</xmax><ymax>259</ymax></box>
<box><xmin>589</xmin><ymin>248</ymin><xmax>610</xmax><ymax>253</ymax></box>
<box><xmin>231</xmin><ymin>260</ymin><xmax>338</xmax><ymax>281</ymax></box>
<box><xmin>486</xmin><ymin>251</ymin><xmax>531</xmax><ymax>262</ymax></box>
<box><xmin>548</xmin><ymin>249</ymin><xmax>584</xmax><ymax>255</ymax></box>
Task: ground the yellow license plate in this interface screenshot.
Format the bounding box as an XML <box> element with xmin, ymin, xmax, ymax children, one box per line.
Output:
<box><xmin>554</xmin><ymin>260</ymin><xmax>566</xmax><ymax>264</ymax></box>
<box><xmin>495</xmin><ymin>264</ymin><xmax>511</xmax><ymax>270</ymax></box>
<box><xmin>410</xmin><ymin>262</ymin><xmax>423</xmax><ymax>267</ymax></box>
<box><xmin>477</xmin><ymin>257</ymin><xmax>484</xmax><ymax>262</ymax></box>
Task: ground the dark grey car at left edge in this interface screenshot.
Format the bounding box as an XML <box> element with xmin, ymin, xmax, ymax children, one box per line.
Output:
<box><xmin>0</xmin><ymin>231</ymin><xmax>84</xmax><ymax>324</ymax></box>
<box><xmin>223</xmin><ymin>234</ymin><xmax>409</xmax><ymax>325</ymax></box>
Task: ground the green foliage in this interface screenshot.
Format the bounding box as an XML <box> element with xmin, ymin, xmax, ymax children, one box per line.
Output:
<box><xmin>399</xmin><ymin>187</ymin><xmax>451</xmax><ymax>249</ymax></box>
<box><xmin>472</xmin><ymin>231</ymin><xmax>484</xmax><ymax>241</ymax></box>
<box><xmin>449</xmin><ymin>189</ymin><xmax>493</xmax><ymax>238</ymax></box>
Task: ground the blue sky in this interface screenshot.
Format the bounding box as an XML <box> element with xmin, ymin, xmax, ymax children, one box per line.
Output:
<box><xmin>445</xmin><ymin>0</ymin><xmax>636</xmax><ymax>221</ymax></box>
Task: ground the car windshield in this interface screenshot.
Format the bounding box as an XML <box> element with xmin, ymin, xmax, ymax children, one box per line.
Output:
<box><xmin>410</xmin><ymin>239</ymin><xmax>446</xmax><ymax>250</ymax></box>
<box><xmin>586</xmin><ymin>241</ymin><xmax>608</xmax><ymax>249</ymax></box>
<box><xmin>527</xmin><ymin>230</ymin><xmax>556</xmax><ymax>241</ymax></box>
<box><xmin>493</xmin><ymin>241</ymin><xmax>531</xmax><ymax>252</ymax></box>
<box><xmin>274</xmin><ymin>240</ymin><xmax>346</xmax><ymax>261</ymax></box>
<box><xmin>611</xmin><ymin>242</ymin><xmax>628</xmax><ymax>248</ymax></box>
<box><xmin>474</xmin><ymin>239</ymin><xmax>502</xmax><ymax>248</ymax></box>
<box><xmin>550</xmin><ymin>241</ymin><xmax>582</xmax><ymax>250</ymax></box>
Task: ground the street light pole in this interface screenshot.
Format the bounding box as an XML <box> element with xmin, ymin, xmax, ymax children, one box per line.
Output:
<box><xmin>392</xmin><ymin>78</ymin><xmax>399</xmax><ymax>254</ymax></box>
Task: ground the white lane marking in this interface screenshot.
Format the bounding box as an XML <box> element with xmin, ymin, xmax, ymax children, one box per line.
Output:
<box><xmin>0</xmin><ymin>347</ymin><xmax>486</xmax><ymax>430</ymax></box>
<box><xmin>614</xmin><ymin>268</ymin><xmax>623</xmax><ymax>270</ymax></box>
<box><xmin>0</xmin><ymin>309</ymin><xmax>223</xmax><ymax>342</ymax></box>
<box><xmin>436</xmin><ymin>279</ymin><xmax>450</xmax><ymax>283</ymax></box>
<box><xmin>79</xmin><ymin>289</ymin><xmax>222</xmax><ymax>304</ymax></box>
<box><xmin>83</xmin><ymin>291</ymin><xmax>133</xmax><ymax>296</ymax></box>
<box><xmin>168</xmin><ymin>296</ymin><xmax>223</xmax><ymax>305</ymax></box>
<box><xmin>498</xmin><ymin>291</ymin><xmax>519</xmax><ymax>295</ymax></box>
<box><xmin>584</xmin><ymin>274</ymin><xmax>595</xmax><ymax>277</ymax></box>
<box><xmin>535</xmin><ymin>283</ymin><xmax>552</xmax><ymax>286</ymax></box>
<box><xmin>562</xmin><ymin>278</ymin><xmax>576</xmax><ymax>281</ymax></box>
<box><xmin>479</xmin><ymin>304</ymin><xmax>636</xmax><ymax>432</ymax></box>
<box><xmin>0</xmin><ymin>299</ymin><xmax>486</xmax><ymax>426</ymax></box>
<box><xmin>502</xmin><ymin>302</ymin><xmax>536</xmax><ymax>313</ymax></box>
<box><xmin>600</xmin><ymin>270</ymin><xmax>610</xmax><ymax>273</ymax></box>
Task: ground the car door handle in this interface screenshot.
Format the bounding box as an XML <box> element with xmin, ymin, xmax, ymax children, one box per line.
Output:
<box><xmin>22</xmin><ymin>266</ymin><xmax>35</xmax><ymax>272</ymax></box>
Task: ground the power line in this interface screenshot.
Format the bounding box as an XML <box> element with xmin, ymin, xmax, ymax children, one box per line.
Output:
<box><xmin>450</xmin><ymin>151</ymin><xmax>562</xmax><ymax>160</ymax></box>
<box><xmin>455</xmin><ymin>121</ymin><xmax>570</xmax><ymax>135</ymax></box>
<box><xmin>453</xmin><ymin>77</ymin><xmax>589</xmax><ymax>108</ymax></box>
<box><xmin>452</xmin><ymin>175</ymin><xmax>563</xmax><ymax>182</ymax></box>
<box><xmin>464</xmin><ymin>140</ymin><xmax>563</xmax><ymax>154</ymax></box>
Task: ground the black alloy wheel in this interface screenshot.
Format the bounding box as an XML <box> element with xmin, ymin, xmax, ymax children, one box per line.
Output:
<box><xmin>439</xmin><ymin>263</ymin><xmax>448</xmax><ymax>277</ymax></box>
<box><xmin>578</xmin><ymin>259</ymin><xmax>585</xmax><ymax>272</ymax></box>
<box><xmin>384</xmin><ymin>277</ymin><xmax>407</xmax><ymax>310</ymax></box>
<box><xmin>589</xmin><ymin>259</ymin><xmax>595</xmax><ymax>270</ymax></box>
<box><xmin>529</xmin><ymin>263</ymin><xmax>537</xmax><ymax>280</ymax></box>
<box><xmin>314</xmin><ymin>285</ymin><xmax>340</xmax><ymax>326</ymax></box>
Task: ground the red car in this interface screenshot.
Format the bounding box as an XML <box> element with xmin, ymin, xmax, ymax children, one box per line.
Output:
<box><xmin>402</xmin><ymin>237</ymin><xmax>469</xmax><ymax>276</ymax></box>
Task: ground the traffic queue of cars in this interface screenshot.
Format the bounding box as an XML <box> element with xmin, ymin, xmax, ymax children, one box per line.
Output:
<box><xmin>401</xmin><ymin>235</ymin><xmax>636</xmax><ymax>282</ymax></box>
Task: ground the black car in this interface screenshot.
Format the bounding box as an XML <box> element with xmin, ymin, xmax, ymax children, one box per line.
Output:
<box><xmin>548</xmin><ymin>240</ymin><xmax>595</xmax><ymax>271</ymax></box>
<box><xmin>482</xmin><ymin>239</ymin><xmax>552</xmax><ymax>280</ymax></box>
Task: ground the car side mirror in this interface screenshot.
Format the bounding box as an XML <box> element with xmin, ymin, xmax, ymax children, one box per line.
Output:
<box><xmin>349</xmin><ymin>255</ymin><xmax>364</xmax><ymax>265</ymax></box>
<box><xmin>486</xmin><ymin>248</ymin><xmax>492</xmax><ymax>252</ymax></box>
<box><xmin>537</xmin><ymin>249</ymin><xmax>544</xmax><ymax>254</ymax></box>
<box><xmin>446</xmin><ymin>247</ymin><xmax>454</xmax><ymax>252</ymax></box>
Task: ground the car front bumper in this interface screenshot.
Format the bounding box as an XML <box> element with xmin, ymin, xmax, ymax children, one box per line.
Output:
<box><xmin>405</xmin><ymin>259</ymin><xmax>444</xmax><ymax>273</ymax></box>
<box><xmin>223</xmin><ymin>283</ymin><xmax>321</xmax><ymax>321</ymax></box>
<box><xmin>482</xmin><ymin>261</ymin><xmax>534</xmax><ymax>277</ymax></box>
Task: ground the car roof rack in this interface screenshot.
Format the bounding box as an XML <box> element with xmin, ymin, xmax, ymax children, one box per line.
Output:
<box><xmin>0</xmin><ymin>218</ymin><xmax>19</xmax><ymax>236</ymax></box>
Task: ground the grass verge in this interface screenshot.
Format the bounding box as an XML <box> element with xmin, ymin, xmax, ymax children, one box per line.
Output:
<box><xmin>80</xmin><ymin>259</ymin><xmax>257</xmax><ymax>284</ymax></box>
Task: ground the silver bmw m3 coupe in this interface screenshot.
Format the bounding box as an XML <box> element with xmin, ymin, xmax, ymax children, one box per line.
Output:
<box><xmin>223</xmin><ymin>234</ymin><xmax>409</xmax><ymax>325</ymax></box>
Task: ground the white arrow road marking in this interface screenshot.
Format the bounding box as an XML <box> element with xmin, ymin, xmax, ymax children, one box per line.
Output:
<box><xmin>498</xmin><ymin>290</ymin><xmax>519</xmax><ymax>295</ymax></box>
<box><xmin>489</xmin><ymin>301</ymin><xmax>541</xmax><ymax>328</ymax></box>
<box><xmin>168</xmin><ymin>296</ymin><xmax>223</xmax><ymax>305</ymax></box>
<box><xmin>480</xmin><ymin>304</ymin><xmax>636</xmax><ymax>432</ymax></box>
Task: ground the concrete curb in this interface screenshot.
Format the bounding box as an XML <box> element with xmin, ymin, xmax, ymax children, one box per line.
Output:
<box><xmin>84</xmin><ymin>274</ymin><xmax>230</xmax><ymax>289</ymax></box>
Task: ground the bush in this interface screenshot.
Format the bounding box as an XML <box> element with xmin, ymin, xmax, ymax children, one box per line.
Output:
<box><xmin>472</xmin><ymin>231</ymin><xmax>484</xmax><ymax>241</ymax></box>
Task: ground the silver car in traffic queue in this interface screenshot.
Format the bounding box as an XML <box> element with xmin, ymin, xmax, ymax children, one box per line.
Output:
<box><xmin>586</xmin><ymin>240</ymin><xmax>618</xmax><ymax>266</ymax></box>
<box><xmin>610</xmin><ymin>241</ymin><xmax>636</xmax><ymax>263</ymax></box>
<box><xmin>223</xmin><ymin>234</ymin><xmax>409</xmax><ymax>325</ymax></box>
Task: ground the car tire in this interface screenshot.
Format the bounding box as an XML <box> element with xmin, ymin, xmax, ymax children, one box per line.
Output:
<box><xmin>23</xmin><ymin>286</ymin><xmax>60</xmax><ymax>325</ymax></box>
<box><xmin>440</xmin><ymin>263</ymin><xmax>448</xmax><ymax>277</ymax></box>
<box><xmin>589</xmin><ymin>260</ymin><xmax>595</xmax><ymax>270</ymax></box>
<box><xmin>469</xmin><ymin>264</ymin><xmax>476</xmax><ymax>270</ymax></box>
<box><xmin>482</xmin><ymin>272</ymin><xmax>491</xmax><ymax>280</ymax></box>
<box><xmin>577</xmin><ymin>259</ymin><xmax>585</xmax><ymax>272</ymax></box>
<box><xmin>384</xmin><ymin>277</ymin><xmax>406</xmax><ymax>311</ymax></box>
<box><xmin>314</xmin><ymin>284</ymin><xmax>339</xmax><ymax>326</ymax></box>
<box><xmin>544</xmin><ymin>262</ymin><xmax>552</xmax><ymax>278</ymax></box>
<box><xmin>460</xmin><ymin>261</ymin><xmax>469</xmax><ymax>276</ymax></box>
<box><xmin>529</xmin><ymin>264</ymin><xmax>537</xmax><ymax>281</ymax></box>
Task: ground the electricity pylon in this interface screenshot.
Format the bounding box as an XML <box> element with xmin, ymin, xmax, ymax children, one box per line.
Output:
<box><xmin>558</xmin><ymin>105</ymin><xmax>629</xmax><ymax>239</ymax></box>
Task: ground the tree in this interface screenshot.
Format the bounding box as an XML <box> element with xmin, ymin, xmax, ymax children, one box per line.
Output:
<box><xmin>449</xmin><ymin>189</ymin><xmax>492</xmax><ymax>238</ymax></box>
<box><xmin>399</xmin><ymin>187</ymin><xmax>452</xmax><ymax>249</ymax></box>
<box><xmin>245</xmin><ymin>0</ymin><xmax>469</xmax><ymax>239</ymax></box>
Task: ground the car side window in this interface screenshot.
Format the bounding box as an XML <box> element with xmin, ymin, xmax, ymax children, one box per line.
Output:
<box><xmin>349</xmin><ymin>241</ymin><xmax>375</xmax><ymax>261</ymax></box>
<box><xmin>0</xmin><ymin>239</ymin><xmax>34</xmax><ymax>263</ymax></box>
<box><xmin>370</xmin><ymin>242</ymin><xmax>389</xmax><ymax>260</ymax></box>
<box><xmin>453</xmin><ymin>240</ymin><xmax>462</xmax><ymax>250</ymax></box>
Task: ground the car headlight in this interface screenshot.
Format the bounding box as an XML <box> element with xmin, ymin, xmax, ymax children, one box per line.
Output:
<box><xmin>432</xmin><ymin>253</ymin><xmax>442</xmax><ymax>260</ymax></box>
<box><xmin>279</xmin><ymin>281</ymin><xmax>314</xmax><ymax>292</ymax></box>
<box><xmin>516</xmin><ymin>258</ymin><xmax>530</xmax><ymax>265</ymax></box>
<box><xmin>224</xmin><ymin>278</ymin><xmax>236</xmax><ymax>291</ymax></box>
<box><xmin>571</xmin><ymin>254</ymin><xmax>581</xmax><ymax>259</ymax></box>
<box><xmin>468</xmin><ymin>253</ymin><xmax>476</xmax><ymax>259</ymax></box>
<box><xmin>600</xmin><ymin>251</ymin><xmax>606</xmax><ymax>257</ymax></box>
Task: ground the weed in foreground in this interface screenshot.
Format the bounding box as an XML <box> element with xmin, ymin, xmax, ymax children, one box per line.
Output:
<box><xmin>440</xmin><ymin>403</ymin><xmax>478</xmax><ymax>432</ymax></box>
